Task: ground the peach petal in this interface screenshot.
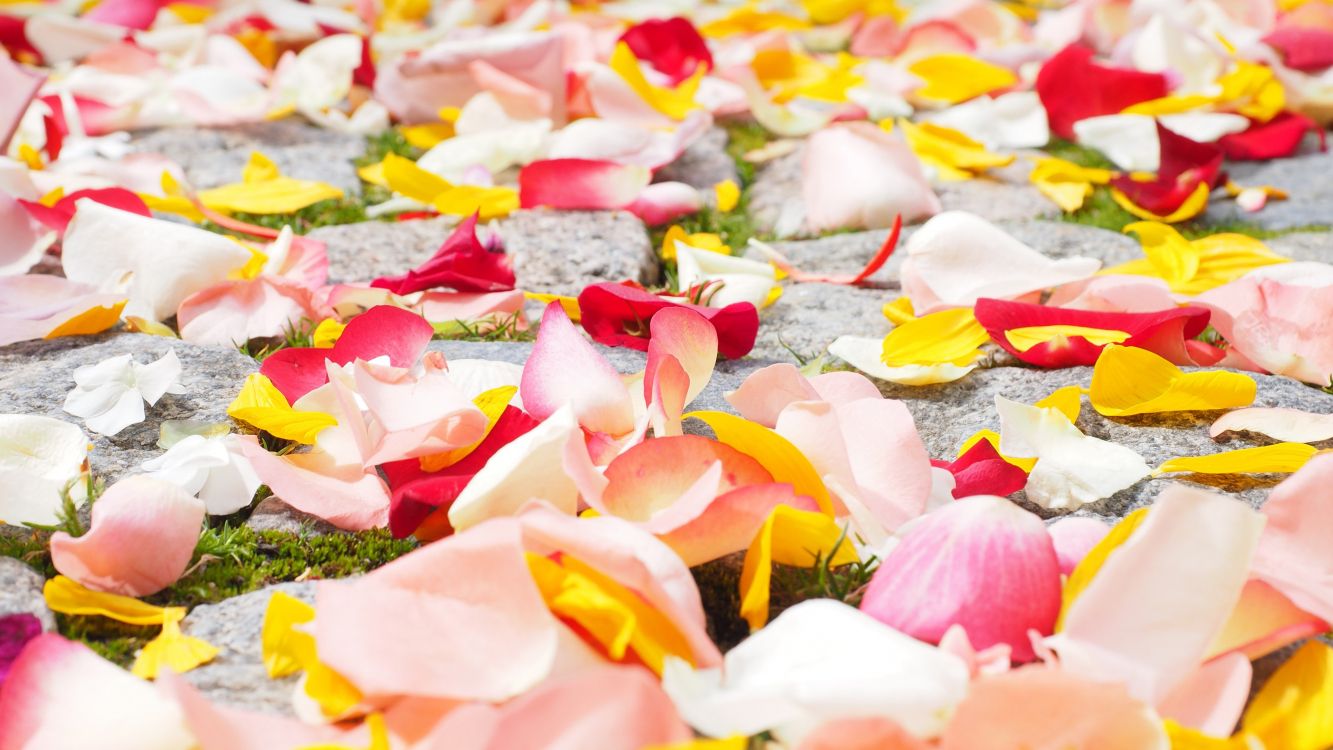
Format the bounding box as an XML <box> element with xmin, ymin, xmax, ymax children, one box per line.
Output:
<box><xmin>645</xmin><ymin>306</ymin><xmax>718</xmax><ymax>407</ymax></box>
<box><xmin>590</xmin><ymin>434</ymin><xmax>773</xmax><ymax>521</ymax></box>
<box><xmin>658</xmin><ymin>482</ymin><xmax>821</xmax><ymax>567</ymax></box>
<box><xmin>803</xmin><ymin>122</ymin><xmax>940</xmax><ymax>233</ymax></box>
<box><xmin>49</xmin><ymin>475</ymin><xmax>204</xmax><ymax>597</ymax></box>
<box><xmin>798</xmin><ymin>717</ymin><xmax>932</xmax><ymax>750</ymax></box>
<box><xmin>1250</xmin><ymin>453</ymin><xmax>1333</xmax><ymax>624</ymax></box>
<box><xmin>237</xmin><ymin>435</ymin><xmax>390</xmax><ymax>531</ymax></box>
<box><xmin>176</xmin><ymin>276</ymin><xmax>323</xmax><ymax>346</ymax></box>
<box><xmin>161</xmin><ymin>672</ymin><xmax>357</xmax><ymax>750</ymax></box>
<box><xmin>1157</xmin><ymin>653</ymin><xmax>1251</xmax><ymax>737</ymax></box>
<box><xmin>1206</xmin><ymin>578</ymin><xmax>1328</xmax><ymax>662</ymax></box>
<box><xmin>520</xmin><ymin>302</ymin><xmax>635</xmax><ymax>437</ymax></box>
<box><xmin>1047</xmin><ymin>516</ymin><xmax>1111</xmax><ymax>576</ymax></box>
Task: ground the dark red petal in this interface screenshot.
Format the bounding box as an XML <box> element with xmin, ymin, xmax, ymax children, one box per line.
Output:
<box><xmin>1035</xmin><ymin>44</ymin><xmax>1169</xmax><ymax>140</ymax></box>
<box><xmin>577</xmin><ymin>282</ymin><xmax>758</xmax><ymax>358</ymax></box>
<box><xmin>1263</xmin><ymin>27</ymin><xmax>1333</xmax><ymax>72</ymax></box>
<box><xmin>0</xmin><ymin>15</ymin><xmax>41</xmax><ymax>65</ymax></box>
<box><xmin>370</xmin><ymin>213</ymin><xmax>515</xmax><ymax>295</ymax></box>
<box><xmin>1157</xmin><ymin>122</ymin><xmax>1223</xmax><ymax>187</ymax></box>
<box><xmin>619</xmin><ymin>17</ymin><xmax>712</xmax><ymax>86</ymax></box>
<box><xmin>1219</xmin><ymin>112</ymin><xmax>1324</xmax><ymax>161</ymax></box>
<box><xmin>353</xmin><ymin>34</ymin><xmax>376</xmax><ymax>89</ymax></box>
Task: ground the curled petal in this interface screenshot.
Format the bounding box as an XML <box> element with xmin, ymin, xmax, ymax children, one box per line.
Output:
<box><xmin>520</xmin><ymin>302</ymin><xmax>635</xmax><ymax>437</ymax></box>
<box><xmin>518</xmin><ymin>159</ymin><xmax>650</xmax><ymax>211</ymax></box>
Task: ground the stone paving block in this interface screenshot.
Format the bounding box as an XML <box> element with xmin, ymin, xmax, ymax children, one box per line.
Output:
<box><xmin>1267</xmin><ymin>230</ymin><xmax>1333</xmax><ymax>262</ymax></box>
<box><xmin>131</xmin><ymin>120</ymin><xmax>365</xmax><ymax>195</ymax></box>
<box><xmin>0</xmin><ymin>557</ymin><xmax>56</xmax><ymax>632</ymax></box>
<box><xmin>0</xmin><ymin>334</ymin><xmax>257</xmax><ymax>483</ymax></box>
<box><xmin>749</xmin><ymin>283</ymin><xmax>891</xmax><ymax>363</ymax></box>
<box><xmin>244</xmin><ymin>497</ymin><xmax>346</xmax><ymax>536</ymax></box>
<box><xmin>494</xmin><ymin>209</ymin><xmax>660</xmax><ymax>296</ymax></box>
<box><xmin>1203</xmin><ymin>138</ymin><xmax>1333</xmax><ymax>230</ymax></box>
<box><xmin>655</xmin><ymin>127</ymin><xmax>741</xmax><ymax>192</ymax></box>
<box><xmin>310</xmin><ymin>216</ymin><xmax>456</xmax><ymax>285</ymax></box>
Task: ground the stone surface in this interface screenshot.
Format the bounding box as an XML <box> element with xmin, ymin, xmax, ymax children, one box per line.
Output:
<box><xmin>855</xmin><ymin>365</ymin><xmax>1333</xmax><ymax>524</ymax></box>
<box><xmin>245</xmin><ymin>497</ymin><xmax>345</xmax><ymax>536</ymax></box>
<box><xmin>1204</xmin><ymin>140</ymin><xmax>1333</xmax><ymax>230</ymax></box>
<box><xmin>0</xmin><ymin>557</ymin><xmax>55</xmax><ymax>632</ymax></box>
<box><xmin>750</xmin><ymin>283</ymin><xmax>891</xmax><ymax>363</ymax></box>
<box><xmin>494</xmin><ymin>209</ymin><xmax>659</xmax><ymax>296</ymax></box>
<box><xmin>180</xmin><ymin>582</ymin><xmax>315</xmax><ymax>716</ymax></box>
<box><xmin>747</xmin><ymin>144</ymin><xmax>1058</xmax><ymax>238</ymax></box>
<box><xmin>310</xmin><ymin>216</ymin><xmax>455</xmax><ymax>285</ymax></box>
<box><xmin>1267</xmin><ymin>231</ymin><xmax>1333</xmax><ymax>263</ymax></box>
<box><xmin>0</xmin><ymin>334</ymin><xmax>257</xmax><ymax>483</ymax></box>
<box><xmin>131</xmin><ymin>120</ymin><xmax>366</xmax><ymax>195</ymax></box>
<box><xmin>655</xmin><ymin>127</ymin><xmax>740</xmax><ymax>192</ymax></box>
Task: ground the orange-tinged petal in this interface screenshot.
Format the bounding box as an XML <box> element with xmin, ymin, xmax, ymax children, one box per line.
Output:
<box><xmin>1154</xmin><ymin>443</ymin><xmax>1320</xmax><ymax>476</ymax></box>
<box><xmin>881</xmin><ymin>307</ymin><xmax>988</xmax><ymax>367</ymax></box>
<box><xmin>1241</xmin><ymin>641</ymin><xmax>1333</xmax><ymax>750</ymax></box>
<box><xmin>1089</xmin><ymin>345</ymin><xmax>1256</xmax><ymax>417</ymax></box>
<box><xmin>227</xmin><ymin>373</ymin><xmax>338</xmax><ymax>444</ymax></box>
<box><xmin>44</xmin><ymin>299</ymin><xmax>126</xmax><ymax>339</ymax></box>
<box><xmin>418</xmin><ymin>385</ymin><xmax>516</xmax><ymax>472</ymax></box>
<box><xmin>43</xmin><ymin>575</ymin><xmax>184</xmax><ymax>626</ymax></box>
<box><xmin>131</xmin><ymin>618</ymin><xmax>218</xmax><ymax>680</ymax></box>
<box><xmin>685</xmin><ymin>411</ymin><xmax>832</xmax><ymax>515</ymax></box>
<box><xmin>738</xmin><ymin>505</ymin><xmax>858</xmax><ymax>631</ymax></box>
<box><xmin>1206</xmin><ymin>579</ymin><xmax>1328</xmax><ymax>661</ymax></box>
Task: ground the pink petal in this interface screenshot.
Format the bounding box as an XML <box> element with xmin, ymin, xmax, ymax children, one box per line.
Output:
<box><xmin>860</xmin><ymin>496</ymin><xmax>1061</xmax><ymax>661</ymax></box>
<box><xmin>0</xmin><ymin>190</ymin><xmax>52</xmax><ymax>277</ymax></box>
<box><xmin>1250</xmin><ymin>453</ymin><xmax>1333</xmax><ymax>624</ymax></box>
<box><xmin>659</xmin><ymin>482</ymin><xmax>821</xmax><ymax>567</ymax></box>
<box><xmin>624</xmin><ymin>181</ymin><xmax>702</xmax><ymax>226</ymax></box>
<box><xmin>1047</xmin><ymin>274</ymin><xmax>1178</xmax><ymax>313</ymax></box>
<box><xmin>798</xmin><ymin>717</ymin><xmax>932</xmax><ymax>750</ymax></box>
<box><xmin>49</xmin><ymin>475</ymin><xmax>204</xmax><ymax>597</ymax></box>
<box><xmin>0</xmin><ymin>634</ymin><xmax>194</xmax><ymax>750</ymax></box>
<box><xmin>1194</xmin><ymin>269</ymin><xmax>1333</xmax><ymax>385</ymax></box>
<box><xmin>725</xmin><ymin>364</ymin><xmax>821</xmax><ymax>427</ymax></box>
<box><xmin>468</xmin><ymin>58</ymin><xmax>553</xmax><ymax>120</ymax></box>
<box><xmin>177</xmin><ymin>275</ymin><xmax>323</xmax><ymax>346</ymax></box>
<box><xmin>237</xmin><ymin>435</ymin><xmax>390</xmax><ymax>531</ymax></box>
<box><xmin>645</xmin><ymin>306</ymin><xmax>717</xmax><ymax>409</ymax></box>
<box><xmin>1157</xmin><ymin>653</ymin><xmax>1251</xmax><ymax>738</ymax></box>
<box><xmin>1205</xmin><ymin>578</ymin><xmax>1328</xmax><ymax>661</ymax></box>
<box><xmin>1046</xmin><ymin>516</ymin><xmax>1110</xmax><ymax>576</ymax></box>
<box><xmin>0</xmin><ymin>274</ymin><xmax>124</xmax><ymax>347</ymax></box>
<box><xmin>0</xmin><ymin>55</ymin><xmax>42</xmax><ymax>153</ymax></box>
<box><xmin>803</xmin><ymin>122</ymin><xmax>940</xmax><ymax>233</ymax></box>
<box><xmin>546</xmin><ymin>113</ymin><xmax>711</xmax><ymax>170</ymax></box>
<box><xmin>1048</xmin><ymin>484</ymin><xmax>1264</xmax><ymax>704</ymax></box>
<box><xmin>520</xmin><ymin>302</ymin><xmax>635</xmax><ymax>438</ymax></box>
<box><xmin>161</xmin><ymin>672</ymin><xmax>355</xmax><ymax>750</ymax></box>
<box><xmin>518</xmin><ymin>159</ymin><xmax>650</xmax><ymax>211</ymax></box>
<box><xmin>349</xmin><ymin>358</ymin><xmax>488</xmax><ymax>465</ymax></box>
<box><xmin>83</xmin><ymin>0</ymin><xmax>163</xmax><ymax>29</ymax></box>
<box><xmin>314</xmin><ymin>517</ymin><xmax>559</xmax><ymax>702</ymax></box>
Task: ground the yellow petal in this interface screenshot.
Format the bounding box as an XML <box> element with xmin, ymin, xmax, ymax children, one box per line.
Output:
<box><xmin>1035</xmin><ymin>384</ymin><xmax>1085</xmax><ymax>424</ymax></box>
<box><xmin>311</xmin><ymin>318</ymin><xmax>346</xmax><ymax>348</ymax></box>
<box><xmin>165</xmin><ymin>2</ymin><xmax>211</xmax><ymax>23</ymax></box>
<box><xmin>801</xmin><ymin>0</ymin><xmax>870</xmax><ymax>24</ymax></box>
<box><xmin>646</xmin><ymin>737</ymin><xmax>750</xmax><ymax>750</ymax></box>
<box><xmin>43</xmin><ymin>575</ymin><xmax>184</xmax><ymax>627</ymax></box>
<box><xmin>881</xmin><ymin>307</ymin><xmax>988</xmax><ymax>367</ymax></box>
<box><xmin>898</xmin><ymin>119</ymin><xmax>1015</xmax><ymax>179</ymax></box>
<box><xmin>1120</xmin><ymin>94</ymin><xmax>1216</xmax><ymax>116</ymax></box>
<box><xmin>44</xmin><ymin>300</ymin><xmax>126</xmax><ymax>340</ymax></box>
<box><xmin>297</xmin><ymin>714</ymin><xmax>391</xmax><ymax>750</ymax></box>
<box><xmin>131</xmin><ymin>618</ymin><xmax>218</xmax><ymax>680</ymax></box>
<box><xmin>524</xmin><ymin>292</ymin><xmax>581</xmax><ymax>322</ymax></box>
<box><xmin>908</xmin><ymin>54</ymin><xmax>1019</xmax><ymax>105</ymax></box>
<box><xmin>398</xmin><ymin>123</ymin><xmax>454</xmax><ymax>151</ymax></box>
<box><xmin>610</xmin><ymin>42</ymin><xmax>703</xmax><ymax>120</ymax></box>
<box><xmin>262</xmin><ymin>590</ymin><xmax>316</xmax><ymax>679</ymax></box>
<box><xmin>1004</xmin><ymin>324</ymin><xmax>1131</xmax><ymax>353</ymax></box>
<box><xmin>882</xmin><ymin>297</ymin><xmax>917</xmax><ymax>325</ymax></box>
<box><xmin>1155</xmin><ymin>443</ymin><xmax>1320</xmax><ymax>477</ymax></box>
<box><xmin>124</xmin><ymin>315</ymin><xmax>179</xmax><ymax>338</ymax></box>
<box><xmin>1109</xmin><ymin>181</ymin><xmax>1211</xmax><ymax>224</ymax></box>
<box><xmin>739</xmin><ymin>505</ymin><xmax>858</xmax><ymax>631</ymax></box>
<box><xmin>419</xmin><ymin>386</ymin><xmax>516</xmax><ymax>472</ymax></box>
<box><xmin>227</xmin><ymin>373</ymin><xmax>338</xmax><ymax>444</ymax></box>
<box><xmin>685</xmin><ymin>411</ymin><xmax>832</xmax><ymax>515</ymax></box>
<box><xmin>1089</xmin><ymin>345</ymin><xmax>1257</xmax><ymax>417</ymax></box>
<box><xmin>1242</xmin><ymin>641</ymin><xmax>1333</xmax><ymax>750</ymax></box>
<box><xmin>1163</xmin><ymin>720</ymin><xmax>1255</xmax><ymax>749</ymax></box>
<box><xmin>1110</xmin><ymin>222</ymin><xmax>1289</xmax><ymax>295</ymax></box>
<box><xmin>382</xmin><ymin>153</ymin><xmax>450</xmax><ymax>204</ymax></box>
<box><xmin>714</xmin><ymin>179</ymin><xmax>740</xmax><ymax>212</ymax></box>
<box><xmin>1057</xmin><ymin>508</ymin><xmax>1149</xmax><ymax>630</ymax></box>
<box><xmin>700</xmin><ymin>6</ymin><xmax>811</xmax><ymax>37</ymax></box>
<box><xmin>356</xmin><ymin>160</ymin><xmax>388</xmax><ymax>189</ymax></box>
<box><xmin>1029</xmin><ymin>157</ymin><xmax>1113</xmax><ymax>213</ymax></box>
<box><xmin>526</xmin><ymin>552</ymin><xmax>694</xmax><ymax>674</ymax></box>
<box><xmin>199</xmin><ymin>177</ymin><xmax>344</xmax><ymax>215</ymax></box>
<box><xmin>432</xmin><ymin>184</ymin><xmax>519</xmax><ymax>220</ymax></box>
<box><xmin>242</xmin><ymin>152</ymin><xmax>281</xmax><ymax>183</ymax></box>
<box><xmin>38</xmin><ymin>187</ymin><xmax>64</xmax><ymax>207</ymax></box>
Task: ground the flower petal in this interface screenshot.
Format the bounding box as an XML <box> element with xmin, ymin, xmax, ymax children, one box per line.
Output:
<box><xmin>1089</xmin><ymin>345</ymin><xmax>1256</xmax><ymax>417</ymax></box>
<box><xmin>520</xmin><ymin>302</ymin><xmax>635</xmax><ymax>438</ymax></box>
<box><xmin>1155</xmin><ymin>443</ymin><xmax>1318</xmax><ymax>477</ymax></box>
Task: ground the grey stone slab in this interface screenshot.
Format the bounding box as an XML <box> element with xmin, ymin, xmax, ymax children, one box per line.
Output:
<box><xmin>1267</xmin><ymin>231</ymin><xmax>1333</xmax><ymax>263</ymax></box>
<box><xmin>858</xmin><ymin>365</ymin><xmax>1333</xmax><ymax>524</ymax></box>
<box><xmin>654</xmin><ymin>127</ymin><xmax>740</xmax><ymax>192</ymax></box>
<box><xmin>179</xmin><ymin>582</ymin><xmax>315</xmax><ymax>716</ymax></box>
<box><xmin>0</xmin><ymin>557</ymin><xmax>55</xmax><ymax>632</ymax></box>
<box><xmin>130</xmin><ymin>120</ymin><xmax>365</xmax><ymax>196</ymax></box>
<box><xmin>1204</xmin><ymin>138</ymin><xmax>1333</xmax><ymax>230</ymax></box>
<box><xmin>493</xmin><ymin>209</ymin><xmax>659</xmax><ymax>296</ymax></box>
<box><xmin>746</xmin><ymin>148</ymin><xmax>805</xmax><ymax>239</ymax></box>
<box><xmin>309</xmin><ymin>216</ymin><xmax>455</xmax><ymax>285</ymax></box>
<box><xmin>0</xmin><ymin>334</ymin><xmax>257</xmax><ymax>483</ymax></box>
<box><xmin>750</xmin><ymin>283</ymin><xmax>891</xmax><ymax>363</ymax></box>
<box><xmin>244</xmin><ymin>497</ymin><xmax>345</xmax><ymax>536</ymax></box>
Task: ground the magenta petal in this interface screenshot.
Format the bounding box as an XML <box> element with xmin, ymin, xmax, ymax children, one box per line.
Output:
<box><xmin>860</xmin><ymin>496</ymin><xmax>1061</xmax><ymax>661</ymax></box>
<box><xmin>370</xmin><ymin>214</ymin><xmax>515</xmax><ymax>295</ymax></box>
<box><xmin>520</xmin><ymin>302</ymin><xmax>635</xmax><ymax>437</ymax></box>
<box><xmin>330</xmin><ymin>305</ymin><xmax>434</xmax><ymax>368</ymax></box>
<box><xmin>1046</xmin><ymin>517</ymin><xmax>1110</xmax><ymax>577</ymax></box>
<box><xmin>0</xmin><ymin>615</ymin><xmax>41</xmax><ymax>688</ymax></box>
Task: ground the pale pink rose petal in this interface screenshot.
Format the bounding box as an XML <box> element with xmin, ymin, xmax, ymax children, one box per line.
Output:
<box><xmin>177</xmin><ymin>276</ymin><xmax>323</xmax><ymax>346</ymax></box>
<box><xmin>546</xmin><ymin>112</ymin><xmax>711</xmax><ymax>169</ymax></box>
<box><xmin>1210</xmin><ymin>407</ymin><xmax>1333</xmax><ymax>444</ymax></box>
<box><xmin>0</xmin><ymin>56</ymin><xmax>43</xmax><ymax>154</ymax></box>
<box><xmin>374</xmin><ymin>32</ymin><xmax>566</xmax><ymax>124</ymax></box>
<box><xmin>1194</xmin><ymin>268</ymin><xmax>1333</xmax><ymax>385</ymax></box>
<box><xmin>803</xmin><ymin>122</ymin><xmax>940</xmax><ymax>233</ymax></box>
<box><xmin>0</xmin><ymin>634</ymin><xmax>194</xmax><ymax>750</ymax></box>
<box><xmin>1157</xmin><ymin>652</ymin><xmax>1251</xmax><ymax>737</ymax></box>
<box><xmin>161</xmin><ymin>672</ymin><xmax>358</xmax><ymax>750</ymax></box>
<box><xmin>624</xmin><ymin>181</ymin><xmax>702</xmax><ymax>226</ymax></box>
<box><xmin>645</xmin><ymin>354</ymin><xmax>690</xmax><ymax>437</ymax></box>
<box><xmin>518</xmin><ymin>159</ymin><xmax>651</xmax><ymax>212</ymax></box>
<box><xmin>860</xmin><ymin>496</ymin><xmax>1062</xmax><ymax>661</ymax></box>
<box><xmin>517</xmin><ymin>501</ymin><xmax>722</xmax><ymax>668</ymax></box>
<box><xmin>1205</xmin><ymin>578</ymin><xmax>1328</xmax><ymax>661</ymax></box>
<box><xmin>0</xmin><ymin>275</ymin><xmax>125</xmax><ymax>347</ymax></box>
<box><xmin>237</xmin><ymin>435</ymin><xmax>390</xmax><ymax>531</ymax></box>
<box><xmin>809</xmin><ymin>371</ymin><xmax>884</xmax><ymax>405</ymax></box>
<box><xmin>658</xmin><ymin>482</ymin><xmax>821</xmax><ymax>567</ymax></box>
<box><xmin>0</xmin><ymin>191</ymin><xmax>53</xmax><ymax>277</ymax></box>
<box><xmin>939</xmin><ymin>666</ymin><xmax>1168</xmax><ymax>750</ymax></box>
<box><xmin>315</xmin><ymin>517</ymin><xmax>559</xmax><ymax>702</ymax></box>
<box><xmin>49</xmin><ymin>475</ymin><xmax>204</xmax><ymax>597</ymax></box>
<box><xmin>1048</xmin><ymin>484</ymin><xmax>1264</xmax><ymax>704</ymax></box>
<box><xmin>581</xmin><ymin>64</ymin><xmax>678</xmax><ymax>128</ymax></box>
<box><xmin>468</xmin><ymin>59</ymin><xmax>553</xmax><ymax>120</ymax></box>
<box><xmin>344</xmin><ymin>359</ymin><xmax>487</xmax><ymax>465</ymax></box>
<box><xmin>725</xmin><ymin>363</ymin><xmax>821</xmax><ymax>427</ymax></box>
<box><xmin>1047</xmin><ymin>274</ymin><xmax>1178</xmax><ymax>313</ymax></box>
<box><xmin>645</xmin><ymin>306</ymin><xmax>718</xmax><ymax>408</ymax></box>
<box><xmin>798</xmin><ymin>717</ymin><xmax>933</xmax><ymax>750</ymax></box>
<box><xmin>1250</xmin><ymin>453</ymin><xmax>1333</xmax><ymax>624</ymax></box>
<box><xmin>1047</xmin><ymin>516</ymin><xmax>1110</xmax><ymax>576</ymax></box>
<box><xmin>520</xmin><ymin>302</ymin><xmax>634</xmax><ymax>437</ymax></box>
<box><xmin>937</xmin><ymin>624</ymin><xmax>1012</xmax><ymax>678</ymax></box>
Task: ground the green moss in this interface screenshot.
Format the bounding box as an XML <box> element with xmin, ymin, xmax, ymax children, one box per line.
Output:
<box><xmin>359</xmin><ymin>129</ymin><xmax>421</xmax><ymax>167</ymax></box>
<box><xmin>0</xmin><ymin>530</ymin><xmax>54</xmax><ymax>577</ymax></box>
<box><xmin>1042</xmin><ymin>138</ymin><xmax>1117</xmax><ymax>170</ymax></box>
<box><xmin>721</xmin><ymin>119</ymin><xmax>773</xmax><ymax>186</ymax></box>
<box><xmin>432</xmin><ymin>312</ymin><xmax>536</xmax><ymax>342</ymax></box>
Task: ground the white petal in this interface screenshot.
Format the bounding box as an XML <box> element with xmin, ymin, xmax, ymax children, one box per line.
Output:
<box><xmin>1073</xmin><ymin>115</ymin><xmax>1160</xmax><ymax>172</ymax></box>
<box><xmin>64</xmin><ymin>382</ymin><xmax>133</xmax><ymax>422</ymax></box>
<box><xmin>83</xmin><ymin>388</ymin><xmax>147</xmax><ymax>437</ymax></box>
<box><xmin>1209</xmin><ymin>407</ymin><xmax>1333</xmax><ymax>444</ymax></box>
<box><xmin>828</xmin><ymin>336</ymin><xmax>977</xmax><ymax>386</ymax></box>
<box><xmin>132</xmin><ymin>350</ymin><xmax>185</xmax><ymax>405</ymax></box>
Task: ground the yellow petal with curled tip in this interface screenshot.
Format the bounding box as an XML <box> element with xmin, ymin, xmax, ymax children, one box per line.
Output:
<box><xmin>1242</xmin><ymin>641</ymin><xmax>1333</xmax><ymax>750</ymax></box>
<box><xmin>198</xmin><ymin>176</ymin><xmax>344</xmax><ymax>215</ymax></box>
<box><xmin>610</xmin><ymin>42</ymin><xmax>703</xmax><ymax>120</ymax></box>
<box><xmin>898</xmin><ymin>119</ymin><xmax>1015</xmax><ymax>180</ymax></box>
<box><xmin>1154</xmin><ymin>443</ymin><xmax>1319</xmax><ymax>477</ymax></box>
<box><xmin>382</xmin><ymin>152</ymin><xmax>449</xmax><ymax>204</ymax></box>
<box><xmin>739</xmin><ymin>505</ymin><xmax>858</xmax><ymax>632</ymax></box>
<box><xmin>881</xmin><ymin>307</ymin><xmax>988</xmax><ymax>367</ymax></box>
<box><xmin>1029</xmin><ymin>157</ymin><xmax>1112</xmax><ymax>213</ymax></box>
<box><xmin>907</xmin><ymin>54</ymin><xmax>1018</xmax><ymax>105</ymax></box>
<box><xmin>1005</xmin><ymin>325</ymin><xmax>1130</xmax><ymax>354</ymax></box>
<box><xmin>131</xmin><ymin>618</ymin><xmax>218</xmax><ymax>679</ymax></box>
<box><xmin>227</xmin><ymin>373</ymin><xmax>338</xmax><ymax>444</ymax></box>
<box><xmin>1036</xmin><ymin>385</ymin><xmax>1085</xmax><ymax>424</ymax></box>
<box><xmin>686</xmin><ymin>411</ymin><xmax>831</xmax><ymax>515</ymax></box>
<box><xmin>882</xmin><ymin>296</ymin><xmax>916</xmax><ymax>325</ymax></box>
<box><xmin>419</xmin><ymin>386</ymin><xmax>516</xmax><ymax>472</ymax></box>
<box><xmin>45</xmin><ymin>300</ymin><xmax>126</xmax><ymax>340</ymax></box>
<box><xmin>1089</xmin><ymin>345</ymin><xmax>1256</xmax><ymax>417</ymax></box>
<box><xmin>1110</xmin><ymin>181</ymin><xmax>1210</xmax><ymax>224</ymax></box>
<box><xmin>1057</xmin><ymin>508</ymin><xmax>1149</xmax><ymax>630</ymax></box>
<box><xmin>242</xmin><ymin>152</ymin><xmax>280</xmax><ymax>183</ymax></box>
<box><xmin>311</xmin><ymin>318</ymin><xmax>346</xmax><ymax>348</ymax></box>
<box><xmin>43</xmin><ymin>575</ymin><xmax>184</xmax><ymax>626</ymax></box>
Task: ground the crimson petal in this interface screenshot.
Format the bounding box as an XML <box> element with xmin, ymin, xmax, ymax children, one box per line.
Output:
<box><xmin>370</xmin><ymin>214</ymin><xmax>515</xmax><ymax>295</ymax></box>
<box><xmin>20</xmin><ymin>188</ymin><xmax>150</xmax><ymax>235</ymax></box>
<box><xmin>1219</xmin><ymin>112</ymin><xmax>1325</xmax><ymax>161</ymax></box>
<box><xmin>576</xmin><ymin>282</ymin><xmax>758</xmax><ymax>359</ymax></box>
<box><xmin>0</xmin><ymin>614</ymin><xmax>41</xmax><ymax>688</ymax></box>
<box><xmin>1034</xmin><ymin>44</ymin><xmax>1169</xmax><ymax>140</ymax></box>
<box><xmin>942</xmin><ymin>439</ymin><xmax>1029</xmax><ymax>499</ymax></box>
<box><xmin>619</xmin><ymin>17</ymin><xmax>712</xmax><ymax>86</ymax></box>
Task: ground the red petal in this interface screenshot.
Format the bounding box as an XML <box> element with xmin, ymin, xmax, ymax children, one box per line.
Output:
<box><xmin>1219</xmin><ymin>112</ymin><xmax>1325</xmax><ymax>161</ymax></box>
<box><xmin>577</xmin><ymin>282</ymin><xmax>759</xmax><ymax>359</ymax></box>
<box><xmin>618</xmin><ymin>17</ymin><xmax>712</xmax><ymax>86</ymax></box>
<box><xmin>370</xmin><ymin>214</ymin><xmax>515</xmax><ymax>295</ymax></box>
<box><xmin>1263</xmin><ymin>27</ymin><xmax>1333</xmax><ymax>73</ymax></box>
<box><xmin>21</xmin><ymin>188</ymin><xmax>151</xmax><ymax>235</ymax></box>
<box><xmin>1035</xmin><ymin>44</ymin><xmax>1169</xmax><ymax>140</ymax></box>
<box><xmin>943</xmin><ymin>439</ymin><xmax>1029</xmax><ymax>499</ymax></box>
<box><xmin>974</xmin><ymin>298</ymin><xmax>1211</xmax><ymax>367</ymax></box>
<box><xmin>38</xmin><ymin>94</ymin><xmax>119</xmax><ymax>138</ymax></box>
<box><xmin>1156</xmin><ymin>122</ymin><xmax>1223</xmax><ymax>186</ymax></box>
<box><xmin>0</xmin><ymin>15</ymin><xmax>41</xmax><ymax>66</ymax></box>
<box><xmin>0</xmin><ymin>614</ymin><xmax>41</xmax><ymax>687</ymax></box>
<box><xmin>518</xmin><ymin>159</ymin><xmax>649</xmax><ymax>211</ymax></box>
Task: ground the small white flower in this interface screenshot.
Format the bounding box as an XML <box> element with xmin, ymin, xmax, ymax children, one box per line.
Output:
<box><xmin>141</xmin><ymin>434</ymin><xmax>261</xmax><ymax>516</ymax></box>
<box><xmin>63</xmin><ymin>351</ymin><xmax>186</xmax><ymax>436</ymax></box>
